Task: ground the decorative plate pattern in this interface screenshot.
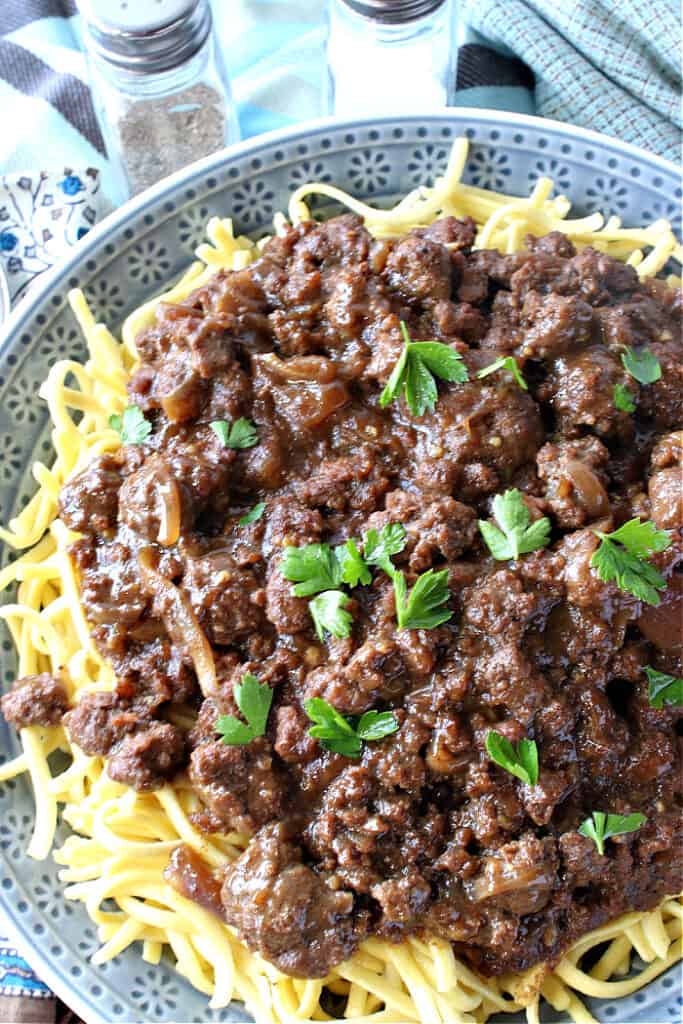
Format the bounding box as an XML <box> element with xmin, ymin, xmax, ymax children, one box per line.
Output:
<box><xmin>0</xmin><ymin>111</ymin><xmax>680</xmax><ymax>1024</ymax></box>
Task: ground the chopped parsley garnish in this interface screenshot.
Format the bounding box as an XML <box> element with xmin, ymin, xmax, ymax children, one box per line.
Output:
<box><xmin>476</xmin><ymin>355</ymin><xmax>527</xmax><ymax>390</ymax></box>
<box><xmin>304</xmin><ymin>697</ymin><xmax>399</xmax><ymax>758</ymax></box>
<box><xmin>109</xmin><ymin>405</ymin><xmax>152</xmax><ymax>445</ymax></box>
<box><xmin>485</xmin><ymin>731</ymin><xmax>539</xmax><ymax>786</ymax></box>
<box><xmin>392</xmin><ymin>568</ymin><xmax>452</xmax><ymax>631</ymax></box>
<box><xmin>578</xmin><ymin>811</ymin><xmax>646</xmax><ymax>856</ymax></box>
<box><xmin>282</xmin><ymin>524</ymin><xmax>406</xmax><ymax>598</ymax></box>
<box><xmin>591</xmin><ymin>518</ymin><xmax>671</xmax><ymax>605</ymax></box>
<box><xmin>644</xmin><ymin>666</ymin><xmax>683</xmax><ymax>709</ymax></box>
<box><xmin>335</xmin><ymin>539</ymin><xmax>372</xmax><ymax>588</ymax></box>
<box><xmin>281</xmin><ymin>524</ymin><xmax>446</xmax><ymax>634</ymax></box>
<box><xmin>379</xmin><ymin>321</ymin><xmax>469</xmax><ymax>417</ymax></box>
<box><xmin>479</xmin><ymin>488</ymin><xmax>551</xmax><ymax>561</ymax></box>
<box><xmin>613</xmin><ymin>382</ymin><xmax>636</xmax><ymax>413</ymax></box>
<box><xmin>215</xmin><ymin>672</ymin><xmax>273</xmax><ymax>745</ymax></box>
<box><xmin>620</xmin><ymin>346</ymin><xmax>661</xmax><ymax>385</ymax></box>
<box><xmin>281</xmin><ymin>543</ymin><xmax>343</xmax><ymax>597</ymax></box>
<box><xmin>363</xmin><ymin>523</ymin><xmax>407</xmax><ymax>576</ymax></box>
<box><xmin>211</xmin><ymin>417</ymin><xmax>259</xmax><ymax>449</ymax></box>
<box><xmin>279</xmin><ymin>538</ymin><xmax>365</xmax><ymax>638</ymax></box>
<box><xmin>309</xmin><ymin>590</ymin><xmax>353</xmax><ymax>641</ymax></box>
<box><xmin>238</xmin><ymin>502</ymin><xmax>266</xmax><ymax>527</ymax></box>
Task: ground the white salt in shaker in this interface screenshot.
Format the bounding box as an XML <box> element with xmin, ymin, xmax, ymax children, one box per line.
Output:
<box><xmin>326</xmin><ymin>0</ymin><xmax>455</xmax><ymax>117</ymax></box>
<box><xmin>78</xmin><ymin>0</ymin><xmax>239</xmax><ymax>199</ymax></box>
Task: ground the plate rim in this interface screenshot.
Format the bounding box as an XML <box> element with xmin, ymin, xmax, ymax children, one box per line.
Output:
<box><xmin>0</xmin><ymin>107</ymin><xmax>679</xmax><ymax>1024</ymax></box>
<box><xmin>0</xmin><ymin>107</ymin><xmax>679</xmax><ymax>361</ymax></box>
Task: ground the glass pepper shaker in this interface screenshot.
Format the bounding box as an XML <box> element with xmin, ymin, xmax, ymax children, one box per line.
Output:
<box><xmin>78</xmin><ymin>0</ymin><xmax>239</xmax><ymax>200</ymax></box>
<box><xmin>326</xmin><ymin>0</ymin><xmax>455</xmax><ymax>117</ymax></box>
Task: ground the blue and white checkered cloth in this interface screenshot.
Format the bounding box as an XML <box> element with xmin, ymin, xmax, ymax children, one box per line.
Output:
<box><xmin>461</xmin><ymin>0</ymin><xmax>682</xmax><ymax>164</ymax></box>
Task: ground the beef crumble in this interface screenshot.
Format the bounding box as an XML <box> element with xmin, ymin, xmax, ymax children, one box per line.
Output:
<box><xmin>4</xmin><ymin>215</ymin><xmax>682</xmax><ymax>981</ymax></box>
<box><xmin>1</xmin><ymin>673</ymin><xmax>69</xmax><ymax>729</ymax></box>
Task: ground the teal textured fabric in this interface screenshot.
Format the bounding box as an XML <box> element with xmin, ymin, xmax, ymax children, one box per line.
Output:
<box><xmin>461</xmin><ymin>0</ymin><xmax>682</xmax><ymax>162</ymax></box>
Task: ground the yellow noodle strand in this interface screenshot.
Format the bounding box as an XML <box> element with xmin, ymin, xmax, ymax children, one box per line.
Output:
<box><xmin>0</xmin><ymin>139</ymin><xmax>680</xmax><ymax>1024</ymax></box>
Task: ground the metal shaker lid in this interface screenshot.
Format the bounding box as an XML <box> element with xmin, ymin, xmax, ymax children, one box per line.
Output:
<box><xmin>77</xmin><ymin>0</ymin><xmax>211</xmax><ymax>73</ymax></box>
<box><xmin>338</xmin><ymin>0</ymin><xmax>446</xmax><ymax>23</ymax></box>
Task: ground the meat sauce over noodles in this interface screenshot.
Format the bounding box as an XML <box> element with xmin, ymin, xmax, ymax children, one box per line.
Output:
<box><xmin>3</xmin><ymin>215</ymin><xmax>682</xmax><ymax>979</ymax></box>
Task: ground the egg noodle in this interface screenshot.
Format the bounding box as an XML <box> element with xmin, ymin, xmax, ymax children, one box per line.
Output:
<box><xmin>0</xmin><ymin>138</ymin><xmax>681</xmax><ymax>1024</ymax></box>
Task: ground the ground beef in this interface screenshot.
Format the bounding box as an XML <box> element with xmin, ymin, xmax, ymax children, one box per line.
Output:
<box><xmin>107</xmin><ymin>722</ymin><xmax>185</xmax><ymax>790</ymax></box>
<box><xmin>537</xmin><ymin>437</ymin><xmax>610</xmax><ymax>527</ymax></box>
<box><xmin>188</xmin><ymin>737</ymin><xmax>284</xmax><ymax>833</ymax></box>
<box><xmin>265</xmin><ymin>566</ymin><xmax>311</xmax><ymax>634</ymax></box>
<box><xmin>517</xmin><ymin>291</ymin><xmax>594</xmax><ymax>360</ymax></box>
<box><xmin>220</xmin><ymin>823</ymin><xmax>362</xmax><ymax>977</ymax></box>
<box><xmin>465</xmin><ymin>834</ymin><xmax>558</xmax><ymax>915</ymax></box>
<box><xmin>368</xmin><ymin>490</ymin><xmax>478</xmax><ymax>571</ymax></box>
<box><xmin>1</xmin><ymin>674</ymin><xmax>69</xmax><ymax>728</ymax></box>
<box><xmin>59</xmin><ymin>451</ymin><xmax>139</xmax><ymax>535</ymax></box>
<box><xmin>545</xmin><ymin>346</ymin><xmax>634</xmax><ymax>438</ymax></box>
<box><xmin>63</xmin><ymin>691</ymin><xmax>131</xmax><ymax>754</ymax></box>
<box><xmin>182</xmin><ymin>547</ymin><xmax>266</xmax><ymax>644</ymax></box>
<box><xmin>648</xmin><ymin>432</ymin><xmax>682</xmax><ymax>529</ymax></box>
<box><xmin>6</xmin><ymin>213</ymin><xmax>680</xmax><ymax>982</ymax></box>
<box><xmin>64</xmin><ymin>690</ymin><xmax>183</xmax><ymax>791</ymax></box>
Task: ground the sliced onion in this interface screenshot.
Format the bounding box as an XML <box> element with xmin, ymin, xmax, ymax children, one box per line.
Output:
<box><xmin>156</xmin><ymin>471</ymin><xmax>182</xmax><ymax>547</ymax></box>
<box><xmin>255</xmin><ymin>352</ymin><xmax>337</xmax><ymax>383</ymax></box>
<box><xmin>467</xmin><ymin>855</ymin><xmax>553</xmax><ymax>912</ymax></box>
<box><xmin>638</xmin><ymin>574</ymin><xmax>682</xmax><ymax>652</ymax></box>
<box><xmin>138</xmin><ymin>548</ymin><xmax>217</xmax><ymax>696</ymax></box>
<box><xmin>563</xmin><ymin>459</ymin><xmax>609</xmax><ymax>518</ymax></box>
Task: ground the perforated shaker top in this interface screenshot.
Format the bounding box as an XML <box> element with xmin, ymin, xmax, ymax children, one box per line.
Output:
<box><xmin>78</xmin><ymin>0</ymin><xmax>198</xmax><ymax>34</ymax></box>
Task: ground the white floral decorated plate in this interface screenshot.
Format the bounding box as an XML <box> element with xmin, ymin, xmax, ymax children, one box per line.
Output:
<box><xmin>0</xmin><ymin>111</ymin><xmax>681</xmax><ymax>1024</ymax></box>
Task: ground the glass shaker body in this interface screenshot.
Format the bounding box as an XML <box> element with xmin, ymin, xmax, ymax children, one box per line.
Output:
<box><xmin>326</xmin><ymin>0</ymin><xmax>455</xmax><ymax>118</ymax></box>
<box><xmin>81</xmin><ymin>0</ymin><xmax>239</xmax><ymax>200</ymax></box>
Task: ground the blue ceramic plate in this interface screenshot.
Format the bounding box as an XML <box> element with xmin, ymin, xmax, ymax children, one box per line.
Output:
<box><xmin>0</xmin><ymin>111</ymin><xmax>680</xmax><ymax>1024</ymax></box>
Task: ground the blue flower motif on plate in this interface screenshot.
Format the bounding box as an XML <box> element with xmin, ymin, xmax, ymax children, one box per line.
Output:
<box><xmin>60</xmin><ymin>175</ymin><xmax>84</xmax><ymax>196</ymax></box>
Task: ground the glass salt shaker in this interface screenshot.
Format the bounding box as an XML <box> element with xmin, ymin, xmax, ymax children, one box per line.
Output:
<box><xmin>78</xmin><ymin>0</ymin><xmax>239</xmax><ymax>200</ymax></box>
<box><xmin>326</xmin><ymin>0</ymin><xmax>455</xmax><ymax>117</ymax></box>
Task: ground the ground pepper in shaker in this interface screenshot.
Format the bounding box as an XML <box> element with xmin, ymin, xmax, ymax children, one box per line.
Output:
<box><xmin>78</xmin><ymin>0</ymin><xmax>239</xmax><ymax>199</ymax></box>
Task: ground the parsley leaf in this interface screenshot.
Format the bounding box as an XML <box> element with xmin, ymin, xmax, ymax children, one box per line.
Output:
<box><xmin>304</xmin><ymin>698</ymin><xmax>399</xmax><ymax>758</ymax></box>
<box><xmin>304</xmin><ymin>697</ymin><xmax>361</xmax><ymax>757</ymax></box>
<box><xmin>476</xmin><ymin>355</ymin><xmax>527</xmax><ymax>390</ymax></box>
<box><xmin>379</xmin><ymin>321</ymin><xmax>469</xmax><ymax>416</ymax></box>
<box><xmin>363</xmin><ymin>523</ymin><xmax>407</xmax><ymax>576</ymax></box>
<box><xmin>578</xmin><ymin>811</ymin><xmax>647</xmax><ymax>856</ymax></box>
<box><xmin>215</xmin><ymin>672</ymin><xmax>273</xmax><ymax>746</ymax></box>
<box><xmin>591</xmin><ymin>518</ymin><xmax>671</xmax><ymax>605</ymax></box>
<box><xmin>281</xmin><ymin>543</ymin><xmax>342</xmax><ymax>597</ymax></box>
<box><xmin>613</xmin><ymin>383</ymin><xmax>636</xmax><ymax>413</ymax></box>
<box><xmin>335</xmin><ymin>539</ymin><xmax>372</xmax><ymax>588</ymax></box>
<box><xmin>405</xmin><ymin>350</ymin><xmax>438</xmax><ymax>416</ymax></box>
<box><xmin>238</xmin><ymin>502</ymin><xmax>266</xmax><ymax>527</ymax></box>
<box><xmin>357</xmin><ymin>710</ymin><xmax>401</xmax><ymax>742</ymax></box>
<box><xmin>380</xmin><ymin>341</ymin><xmax>409</xmax><ymax>409</ymax></box>
<box><xmin>211</xmin><ymin>417</ymin><xmax>259</xmax><ymax>449</ymax></box>
<box><xmin>485</xmin><ymin>731</ymin><xmax>539</xmax><ymax>785</ymax></box>
<box><xmin>282</xmin><ymin>525</ymin><xmax>407</xmax><ymax>597</ymax></box>
<box><xmin>280</xmin><ymin>524</ymin><xmax>411</xmax><ymax>638</ymax></box>
<box><xmin>393</xmin><ymin>568</ymin><xmax>452</xmax><ymax>630</ymax></box>
<box><xmin>109</xmin><ymin>405</ymin><xmax>152</xmax><ymax>445</ymax></box>
<box><xmin>600</xmin><ymin>518</ymin><xmax>671</xmax><ymax>559</ymax></box>
<box><xmin>644</xmin><ymin>666</ymin><xmax>683</xmax><ymax>709</ymax></box>
<box><xmin>621</xmin><ymin>346</ymin><xmax>661</xmax><ymax>385</ymax></box>
<box><xmin>309</xmin><ymin>590</ymin><xmax>353</xmax><ymax>641</ymax></box>
<box><xmin>478</xmin><ymin>489</ymin><xmax>551</xmax><ymax>561</ymax></box>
